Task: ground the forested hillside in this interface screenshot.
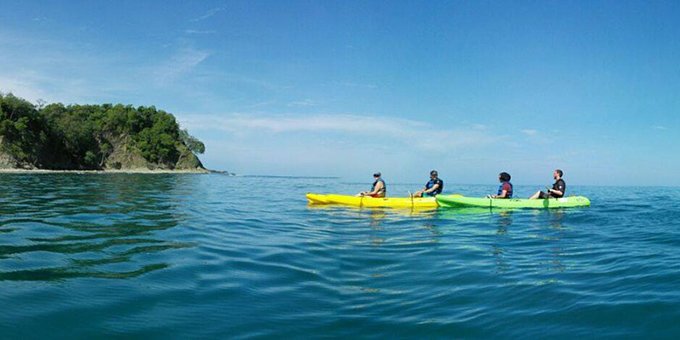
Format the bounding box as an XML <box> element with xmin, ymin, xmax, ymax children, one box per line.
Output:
<box><xmin>0</xmin><ymin>93</ymin><xmax>205</xmax><ymax>170</ymax></box>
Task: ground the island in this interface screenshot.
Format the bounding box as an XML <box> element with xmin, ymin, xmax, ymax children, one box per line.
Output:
<box><xmin>0</xmin><ymin>93</ymin><xmax>207</xmax><ymax>172</ymax></box>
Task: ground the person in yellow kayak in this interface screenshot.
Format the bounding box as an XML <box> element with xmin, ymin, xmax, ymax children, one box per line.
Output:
<box><xmin>487</xmin><ymin>172</ymin><xmax>513</xmax><ymax>198</ymax></box>
<box><xmin>529</xmin><ymin>169</ymin><xmax>566</xmax><ymax>199</ymax></box>
<box><xmin>414</xmin><ymin>170</ymin><xmax>444</xmax><ymax>197</ymax></box>
<box><xmin>357</xmin><ymin>172</ymin><xmax>386</xmax><ymax>197</ymax></box>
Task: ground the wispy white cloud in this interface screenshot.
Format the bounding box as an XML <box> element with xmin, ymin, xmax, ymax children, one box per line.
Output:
<box><xmin>233</xmin><ymin>76</ymin><xmax>290</xmax><ymax>91</ymax></box>
<box><xmin>242</xmin><ymin>101</ymin><xmax>274</xmax><ymax>109</ymax></box>
<box><xmin>0</xmin><ymin>71</ymin><xmax>95</xmax><ymax>104</ymax></box>
<box><xmin>182</xmin><ymin>113</ymin><xmax>424</xmax><ymax>134</ymax></box>
<box><xmin>334</xmin><ymin>81</ymin><xmax>378</xmax><ymax>89</ymax></box>
<box><xmin>653</xmin><ymin>125</ymin><xmax>667</xmax><ymax>130</ymax></box>
<box><xmin>180</xmin><ymin>113</ymin><xmax>515</xmax><ymax>179</ymax></box>
<box><xmin>180</xmin><ymin>113</ymin><xmax>496</xmax><ymax>152</ymax></box>
<box><xmin>287</xmin><ymin>99</ymin><xmax>317</xmax><ymax>107</ymax></box>
<box><xmin>0</xmin><ymin>29</ymin><xmax>140</xmax><ymax>103</ymax></box>
<box><xmin>0</xmin><ymin>75</ymin><xmax>50</xmax><ymax>103</ymax></box>
<box><xmin>153</xmin><ymin>47</ymin><xmax>210</xmax><ymax>84</ymax></box>
<box><xmin>521</xmin><ymin>129</ymin><xmax>538</xmax><ymax>136</ymax></box>
<box><xmin>190</xmin><ymin>7</ymin><xmax>227</xmax><ymax>22</ymax></box>
<box><xmin>184</xmin><ymin>29</ymin><xmax>217</xmax><ymax>35</ymax></box>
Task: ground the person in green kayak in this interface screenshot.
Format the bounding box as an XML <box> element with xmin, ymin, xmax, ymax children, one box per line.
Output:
<box><xmin>357</xmin><ymin>172</ymin><xmax>386</xmax><ymax>197</ymax></box>
<box><xmin>529</xmin><ymin>169</ymin><xmax>566</xmax><ymax>199</ymax></box>
<box><xmin>414</xmin><ymin>170</ymin><xmax>444</xmax><ymax>197</ymax></box>
<box><xmin>487</xmin><ymin>172</ymin><xmax>513</xmax><ymax>198</ymax></box>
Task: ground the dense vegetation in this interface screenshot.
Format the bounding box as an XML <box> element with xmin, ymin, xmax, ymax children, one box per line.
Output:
<box><xmin>0</xmin><ymin>93</ymin><xmax>205</xmax><ymax>170</ymax></box>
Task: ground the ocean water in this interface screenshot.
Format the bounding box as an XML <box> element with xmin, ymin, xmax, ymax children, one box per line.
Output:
<box><xmin>0</xmin><ymin>174</ymin><xmax>679</xmax><ymax>338</ymax></box>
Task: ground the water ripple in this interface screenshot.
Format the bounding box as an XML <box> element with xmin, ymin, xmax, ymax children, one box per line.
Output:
<box><xmin>0</xmin><ymin>175</ymin><xmax>679</xmax><ymax>337</ymax></box>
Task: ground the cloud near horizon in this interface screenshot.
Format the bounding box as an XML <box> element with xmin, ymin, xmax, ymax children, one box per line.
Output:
<box><xmin>176</xmin><ymin>112</ymin><xmax>517</xmax><ymax>178</ymax></box>
<box><xmin>0</xmin><ymin>75</ymin><xmax>50</xmax><ymax>103</ymax></box>
<box><xmin>180</xmin><ymin>113</ymin><xmax>499</xmax><ymax>152</ymax></box>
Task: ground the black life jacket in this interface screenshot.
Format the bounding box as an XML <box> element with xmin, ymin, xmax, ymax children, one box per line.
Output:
<box><xmin>372</xmin><ymin>178</ymin><xmax>386</xmax><ymax>196</ymax></box>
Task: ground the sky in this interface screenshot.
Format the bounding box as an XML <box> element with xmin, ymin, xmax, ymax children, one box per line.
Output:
<box><xmin>1</xmin><ymin>0</ymin><xmax>679</xmax><ymax>186</ymax></box>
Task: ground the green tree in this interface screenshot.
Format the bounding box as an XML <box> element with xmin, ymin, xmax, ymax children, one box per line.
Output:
<box><xmin>179</xmin><ymin>128</ymin><xmax>205</xmax><ymax>154</ymax></box>
<box><xmin>0</xmin><ymin>94</ymin><xmax>206</xmax><ymax>170</ymax></box>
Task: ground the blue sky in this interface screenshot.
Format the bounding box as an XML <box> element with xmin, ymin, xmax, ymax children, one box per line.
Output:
<box><xmin>1</xmin><ymin>1</ymin><xmax>678</xmax><ymax>185</ymax></box>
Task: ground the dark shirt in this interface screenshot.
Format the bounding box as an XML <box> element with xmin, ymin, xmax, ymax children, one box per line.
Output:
<box><xmin>425</xmin><ymin>178</ymin><xmax>443</xmax><ymax>196</ymax></box>
<box><xmin>551</xmin><ymin>179</ymin><xmax>566</xmax><ymax>198</ymax></box>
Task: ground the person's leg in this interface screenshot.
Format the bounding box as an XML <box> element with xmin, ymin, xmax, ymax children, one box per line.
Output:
<box><xmin>529</xmin><ymin>191</ymin><xmax>541</xmax><ymax>199</ymax></box>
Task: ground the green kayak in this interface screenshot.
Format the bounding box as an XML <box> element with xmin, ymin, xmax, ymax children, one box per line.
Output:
<box><xmin>436</xmin><ymin>194</ymin><xmax>590</xmax><ymax>209</ymax></box>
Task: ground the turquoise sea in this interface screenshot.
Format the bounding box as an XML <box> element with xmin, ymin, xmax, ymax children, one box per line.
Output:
<box><xmin>1</xmin><ymin>174</ymin><xmax>679</xmax><ymax>338</ymax></box>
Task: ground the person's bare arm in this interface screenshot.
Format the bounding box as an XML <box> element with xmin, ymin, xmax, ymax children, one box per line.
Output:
<box><xmin>367</xmin><ymin>181</ymin><xmax>384</xmax><ymax>196</ymax></box>
<box><xmin>424</xmin><ymin>183</ymin><xmax>439</xmax><ymax>195</ymax></box>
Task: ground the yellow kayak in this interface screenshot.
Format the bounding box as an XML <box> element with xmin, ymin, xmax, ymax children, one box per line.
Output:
<box><xmin>306</xmin><ymin>193</ymin><xmax>439</xmax><ymax>209</ymax></box>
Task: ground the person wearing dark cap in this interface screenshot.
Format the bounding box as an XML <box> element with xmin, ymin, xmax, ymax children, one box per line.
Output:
<box><xmin>358</xmin><ymin>172</ymin><xmax>386</xmax><ymax>197</ymax></box>
<box><xmin>530</xmin><ymin>169</ymin><xmax>566</xmax><ymax>199</ymax></box>
<box><xmin>487</xmin><ymin>172</ymin><xmax>513</xmax><ymax>198</ymax></box>
<box><xmin>414</xmin><ymin>170</ymin><xmax>444</xmax><ymax>197</ymax></box>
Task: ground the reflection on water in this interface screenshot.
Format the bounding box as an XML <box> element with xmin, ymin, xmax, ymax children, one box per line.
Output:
<box><xmin>489</xmin><ymin>209</ymin><xmax>570</xmax><ymax>278</ymax></box>
<box><xmin>420</xmin><ymin>223</ymin><xmax>443</xmax><ymax>240</ymax></box>
<box><xmin>305</xmin><ymin>203</ymin><xmax>578</xmax><ymax>281</ymax></box>
<box><xmin>545</xmin><ymin>210</ymin><xmax>567</xmax><ymax>273</ymax></box>
<box><xmin>492</xmin><ymin>211</ymin><xmax>513</xmax><ymax>274</ymax></box>
<box><xmin>0</xmin><ymin>176</ymin><xmax>678</xmax><ymax>337</ymax></box>
<box><xmin>367</xmin><ymin>210</ymin><xmax>386</xmax><ymax>246</ymax></box>
<box><xmin>0</xmin><ymin>174</ymin><xmax>193</xmax><ymax>281</ymax></box>
<box><xmin>496</xmin><ymin>210</ymin><xmax>513</xmax><ymax>233</ymax></box>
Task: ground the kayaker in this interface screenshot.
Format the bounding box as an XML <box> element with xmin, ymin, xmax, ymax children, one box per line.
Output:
<box><xmin>358</xmin><ymin>172</ymin><xmax>386</xmax><ymax>197</ymax></box>
<box><xmin>529</xmin><ymin>169</ymin><xmax>566</xmax><ymax>199</ymax></box>
<box><xmin>488</xmin><ymin>172</ymin><xmax>513</xmax><ymax>198</ymax></box>
<box><xmin>414</xmin><ymin>170</ymin><xmax>444</xmax><ymax>197</ymax></box>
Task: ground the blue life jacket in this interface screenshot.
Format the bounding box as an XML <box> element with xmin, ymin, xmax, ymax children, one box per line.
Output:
<box><xmin>497</xmin><ymin>181</ymin><xmax>513</xmax><ymax>198</ymax></box>
<box><xmin>425</xmin><ymin>178</ymin><xmax>443</xmax><ymax>196</ymax></box>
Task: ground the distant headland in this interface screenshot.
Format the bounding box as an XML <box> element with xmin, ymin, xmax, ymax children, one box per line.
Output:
<box><xmin>0</xmin><ymin>93</ymin><xmax>209</xmax><ymax>173</ymax></box>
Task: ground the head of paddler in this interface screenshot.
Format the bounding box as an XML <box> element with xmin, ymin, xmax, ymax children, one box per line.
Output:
<box><xmin>499</xmin><ymin>172</ymin><xmax>511</xmax><ymax>183</ymax></box>
<box><xmin>373</xmin><ymin>172</ymin><xmax>381</xmax><ymax>178</ymax></box>
<box><xmin>430</xmin><ymin>170</ymin><xmax>438</xmax><ymax>179</ymax></box>
<box><xmin>553</xmin><ymin>169</ymin><xmax>563</xmax><ymax>180</ymax></box>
